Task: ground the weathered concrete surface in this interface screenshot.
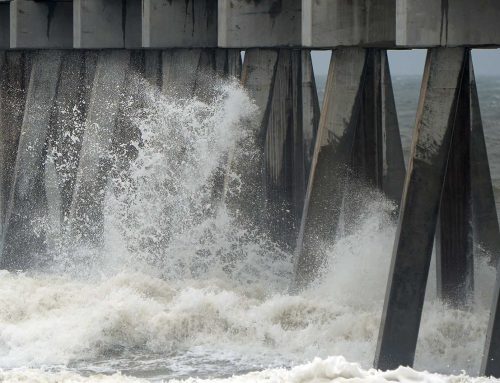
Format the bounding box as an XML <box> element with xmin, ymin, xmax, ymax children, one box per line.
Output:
<box><xmin>302</xmin><ymin>0</ymin><xmax>395</xmax><ymax>48</ymax></box>
<box><xmin>483</xmin><ymin>273</ymin><xmax>500</xmax><ymax>377</ymax></box>
<box><xmin>10</xmin><ymin>0</ymin><xmax>72</xmax><ymax>48</ymax></box>
<box><xmin>264</xmin><ymin>50</ymin><xmax>305</xmax><ymax>249</ymax></box>
<box><xmin>0</xmin><ymin>51</ymin><xmax>30</xmax><ymax>231</ymax></box>
<box><xmin>293</xmin><ymin>48</ymin><xmax>404</xmax><ymax>289</ymax></box>
<box><xmin>0</xmin><ymin>2</ymin><xmax>8</xmax><ymax>48</ymax></box>
<box><xmin>1</xmin><ymin>51</ymin><xmax>63</xmax><ymax>270</ymax></box>
<box><xmin>293</xmin><ymin>48</ymin><xmax>366</xmax><ymax>288</ymax></box>
<box><xmin>380</xmin><ymin>52</ymin><xmax>405</xmax><ymax>203</ymax></box>
<box><xmin>144</xmin><ymin>50</ymin><xmax>162</xmax><ymax>87</ymax></box>
<box><xmin>74</xmin><ymin>0</ymin><xmax>142</xmax><ymax>48</ymax></box>
<box><xmin>375</xmin><ymin>48</ymin><xmax>467</xmax><ymax>370</ymax></box>
<box><xmin>470</xmin><ymin>63</ymin><xmax>500</xmax><ymax>267</ymax></box>
<box><xmin>435</xmin><ymin>52</ymin><xmax>473</xmax><ymax>307</ymax></box>
<box><xmin>301</xmin><ymin>50</ymin><xmax>320</xmax><ymax>185</ymax></box>
<box><xmin>69</xmin><ymin>50</ymin><xmax>130</xmax><ymax>243</ymax></box>
<box><xmin>218</xmin><ymin>0</ymin><xmax>301</xmax><ymax>48</ymax></box>
<box><xmin>396</xmin><ymin>0</ymin><xmax>500</xmax><ymax>47</ymax></box>
<box><xmin>161</xmin><ymin>49</ymin><xmax>207</xmax><ymax>99</ymax></box>
<box><xmin>143</xmin><ymin>0</ymin><xmax>217</xmax><ymax>48</ymax></box>
<box><xmin>215</xmin><ymin>49</ymin><xmax>242</xmax><ymax>79</ymax></box>
<box><xmin>47</xmin><ymin>51</ymin><xmax>98</xmax><ymax>222</ymax></box>
<box><xmin>223</xmin><ymin>49</ymin><xmax>278</xmax><ymax>228</ymax></box>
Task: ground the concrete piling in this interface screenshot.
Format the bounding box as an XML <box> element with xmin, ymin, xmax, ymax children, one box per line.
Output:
<box><xmin>375</xmin><ymin>47</ymin><xmax>468</xmax><ymax>370</ymax></box>
<box><xmin>0</xmin><ymin>51</ymin><xmax>31</xmax><ymax>232</ymax></box>
<box><xmin>69</xmin><ymin>50</ymin><xmax>130</xmax><ymax>244</ymax></box>
<box><xmin>47</xmin><ymin>51</ymin><xmax>98</xmax><ymax>223</ymax></box>
<box><xmin>435</xmin><ymin>52</ymin><xmax>474</xmax><ymax>307</ymax></box>
<box><xmin>293</xmin><ymin>48</ymin><xmax>405</xmax><ymax>289</ymax></box>
<box><xmin>0</xmin><ymin>51</ymin><xmax>63</xmax><ymax>270</ymax></box>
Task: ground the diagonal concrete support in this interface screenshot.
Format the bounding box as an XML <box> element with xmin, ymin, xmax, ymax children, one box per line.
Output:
<box><xmin>263</xmin><ymin>49</ymin><xmax>320</xmax><ymax>250</ymax></box>
<box><xmin>233</xmin><ymin>48</ymin><xmax>320</xmax><ymax>249</ymax></box>
<box><xmin>470</xmin><ymin>67</ymin><xmax>500</xmax><ymax>268</ymax></box>
<box><xmin>0</xmin><ymin>51</ymin><xmax>63</xmax><ymax>270</ymax></box>
<box><xmin>435</xmin><ymin>53</ymin><xmax>474</xmax><ymax>307</ymax></box>
<box><xmin>47</xmin><ymin>51</ymin><xmax>98</xmax><ymax>224</ymax></box>
<box><xmin>375</xmin><ymin>47</ymin><xmax>468</xmax><ymax>370</ymax></box>
<box><xmin>69</xmin><ymin>50</ymin><xmax>130</xmax><ymax>244</ymax></box>
<box><xmin>0</xmin><ymin>51</ymin><xmax>31</xmax><ymax>232</ymax></box>
<box><xmin>483</xmin><ymin>268</ymin><xmax>500</xmax><ymax>377</ymax></box>
<box><xmin>293</xmin><ymin>48</ymin><xmax>405</xmax><ymax>289</ymax></box>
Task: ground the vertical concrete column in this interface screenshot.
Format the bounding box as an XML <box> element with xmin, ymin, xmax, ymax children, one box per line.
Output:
<box><xmin>1</xmin><ymin>51</ymin><xmax>63</xmax><ymax>270</ymax></box>
<box><xmin>69</xmin><ymin>50</ymin><xmax>130</xmax><ymax>244</ymax></box>
<box><xmin>0</xmin><ymin>51</ymin><xmax>30</xmax><ymax>232</ymax></box>
<box><xmin>293</xmin><ymin>48</ymin><xmax>405</xmax><ymax>289</ymax></box>
<box><xmin>375</xmin><ymin>48</ymin><xmax>467</xmax><ymax>370</ymax></box>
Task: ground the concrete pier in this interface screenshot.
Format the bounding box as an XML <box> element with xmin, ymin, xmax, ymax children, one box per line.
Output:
<box><xmin>1</xmin><ymin>51</ymin><xmax>63</xmax><ymax>270</ymax></box>
<box><xmin>0</xmin><ymin>1</ymin><xmax>497</xmax><ymax>376</ymax></box>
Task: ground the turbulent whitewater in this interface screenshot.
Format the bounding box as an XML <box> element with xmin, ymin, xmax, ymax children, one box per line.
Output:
<box><xmin>0</xmin><ymin>74</ymin><xmax>499</xmax><ymax>382</ymax></box>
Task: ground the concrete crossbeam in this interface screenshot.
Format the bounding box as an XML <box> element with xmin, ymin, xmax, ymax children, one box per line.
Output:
<box><xmin>218</xmin><ymin>0</ymin><xmax>301</xmax><ymax>48</ymax></box>
<box><xmin>10</xmin><ymin>0</ymin><xmax>72</xmax><ymax>48</ymax></box>
<box><xmin>74</xmin><ymin>0</ymin><xmax>141</xmax><ymax>48</ymax></box>
<box><xmin>143</xmin><ymin>0</ymin><xmax>217</xmax><ymax>48</ymax></box>
<box><xmin>302</xmin><ymin>0</ymin><xmax>395</xmax><ymax>48</ymax></box>
<box><xmin>396</xmin><ymin>0</ymin><xmax>500</xmax><ymax>47</ymax></box>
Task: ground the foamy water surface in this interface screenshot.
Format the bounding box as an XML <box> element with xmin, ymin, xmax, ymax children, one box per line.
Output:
<box><xmin>0</xmin><ymin>71</ymin><xmax>499</xmax><ymax>383</ymax></box>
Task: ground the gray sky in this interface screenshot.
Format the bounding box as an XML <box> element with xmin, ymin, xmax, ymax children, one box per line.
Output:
<box><xmin>311</xmin><ymin>49</ymin><xmax>500</xmax><ymax>76</ymax></box>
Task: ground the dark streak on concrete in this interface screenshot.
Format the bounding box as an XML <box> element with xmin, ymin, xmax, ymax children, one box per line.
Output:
<box><xmin>122</xmin><ymin>0</ymin><xmax>127</xmax><ymax>46</ymax></box>
<box><xmin>46</xmin><ymin>0</ymin><xmax>56</xmax><ymax>38</ymax></box>
<box><xmin>440</xmin><ymin>0</ymin><xmax>449</xmax><ymax>46</ymax></box>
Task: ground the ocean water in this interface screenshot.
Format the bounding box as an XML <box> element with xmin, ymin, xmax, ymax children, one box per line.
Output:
<box><xmin>0</xmin><ymin>71</ymin><xmax>500</xmax><ymax>383</ymax></box>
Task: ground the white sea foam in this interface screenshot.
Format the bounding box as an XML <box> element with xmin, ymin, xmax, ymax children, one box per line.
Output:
<box><xmin>2</xmin><ymin>356</ymin><xmax>500</xmax><ymax>383</ymax></box>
